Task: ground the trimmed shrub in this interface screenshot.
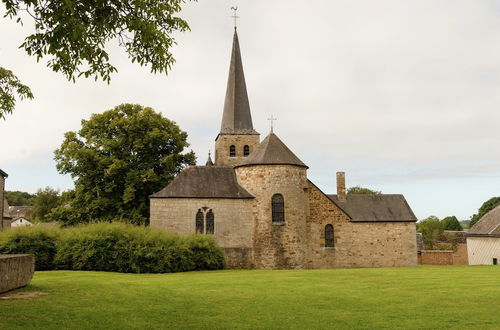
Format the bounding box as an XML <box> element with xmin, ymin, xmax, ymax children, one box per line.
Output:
<box><xmin>185</xmin><ymin>235</ymin><xmax>225</xmax><ymax>270</ymax></box>
<box><xmin>0</xmin><ymin>226</ymin><xmax>59</xmax><ymax>270</ymax></box>
<box><xmin>0</xmin><ymin>223</ymin><xmax>225</xmax><ymax>273</ymax></box>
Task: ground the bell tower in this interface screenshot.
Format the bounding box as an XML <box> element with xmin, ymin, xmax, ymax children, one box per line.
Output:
<box><xmin>215</xmin><ymin>29</ymin><xmax>260</xmax><ymax>167</ymax></box>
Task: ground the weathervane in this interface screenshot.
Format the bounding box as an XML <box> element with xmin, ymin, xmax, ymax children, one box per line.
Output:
<box><xmin>230</xmin><ymin>6</ymin><xmax>239</xmax><ymax>29</ymax></box>
<box><xmin>267</xmin><ymin>115</ymin><xmax>277</xmax><ymax>133</ymax></box>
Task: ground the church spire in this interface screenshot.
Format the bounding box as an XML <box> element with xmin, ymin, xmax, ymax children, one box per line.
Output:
<box><xmin>219</xmin><ymin>29</ymin><xmax>257</xmax><ymax>135</ymax></box>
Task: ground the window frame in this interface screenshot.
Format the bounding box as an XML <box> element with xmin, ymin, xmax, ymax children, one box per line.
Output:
<box><xmin>271</xmin><ymin>194</ymin><xmax>285</xmax><ymax>223</ymax></box>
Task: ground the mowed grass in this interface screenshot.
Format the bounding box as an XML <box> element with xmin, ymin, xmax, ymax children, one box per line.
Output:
<box><xmin>1</xmin><ymin>266</ymin><xmax>499</xmax><ymax>329</ymax></box>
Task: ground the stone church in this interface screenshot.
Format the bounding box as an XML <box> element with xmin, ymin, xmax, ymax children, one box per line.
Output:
<box><xmin>150</xmin><ymin>30</ymin><xmax>418</xmax><ymax>269</ymax></box>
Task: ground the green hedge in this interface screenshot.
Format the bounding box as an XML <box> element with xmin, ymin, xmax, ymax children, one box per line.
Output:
<box><xmin>0</xmin><ymin>223</ymin><xmax>225</xmax><ymax>273</ymax></box>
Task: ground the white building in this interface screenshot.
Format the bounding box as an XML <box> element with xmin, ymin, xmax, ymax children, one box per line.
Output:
<box><xmin>10</xmin><ymin>217</ymin><xmax>33</xmax><ymax>228</ymax></box>
<box><xmin>467</xmin><ymin>205</ymin><xmax>500</xmax><ymax>265</ymax></box>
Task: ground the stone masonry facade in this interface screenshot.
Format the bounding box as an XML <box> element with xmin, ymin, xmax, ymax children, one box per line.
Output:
<box><xmin>215</xmin><ymin>134</ymin><xmax>260</xmax><ymax>167</ymax></box>
<box><xmin>151</xmin><ymin>165</ymin><xmax>418</xmax><ymax>269</ymax></box>
<box><xmin>235</xmin><ymin>165</ymin><xmax>309</xmax><ymax>269</ymax></box>
<box><xmin>150</xmin><ymin>197</ymin><xmax>254</xmax><ymax>268</ymax></box>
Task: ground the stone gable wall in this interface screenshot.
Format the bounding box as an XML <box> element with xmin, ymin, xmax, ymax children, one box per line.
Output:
<box><xmin>235</xmin><ymin>165</ymin><xmax>309</xmax><ymax>269</ymax></box>
<box><xmin>215</xmin><ymin>134</ymin><xmax>260</xmax><ymax>167</ymax></box>
<box><xmin>306</xmin><ymin>182</ymin><xmax>350</xmax><ymax>268</ymax></box>
<box><xmin>306</xmin><ymin>182</ymin><xmax>417</xmax><ymax>268</ymax></box>
<box><xmin>150</xmin><ymin>197</ymin><xmax>254</xmax><ymax>268</ymax></box>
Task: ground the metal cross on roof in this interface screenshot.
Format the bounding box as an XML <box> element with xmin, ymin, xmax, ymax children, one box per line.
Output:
<box><xmin>267</xmin><ymin>115</ymin><xmax>277</xmax><ymax>133</ymax></box>
<box><xmin>230</xmin><ymin>6</ymin><xmax>239</xmax><ymax>29</ymax></box>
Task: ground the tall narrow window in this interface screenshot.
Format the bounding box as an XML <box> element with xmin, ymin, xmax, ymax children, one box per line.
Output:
<box><xmin>196</xmin><ymin>210</ymin><xmax>204</xmax><ymax>234</ymax></box>
<box><xmin>325</xmin><ymin>224</ymin><xmax>334</xmax><ymax>247</ymax></box>
<box><xmin>272</xmin><ymin>194</ymin><xmax>285</xmax><ymax>222</ymax></box>
<box><xmin>206</xmin><ymin>210</ymin><xmax>215</xmax><ymax>234</ymax></box>
<box><xmin>243</xmin><ymin>145</ymin><xmax>250</xmax><ymax>157</ymax></box>
<box><xmin>229</xmin><ymin>145</ymin><xmax>236</xmax><ymax>157</ymax></box>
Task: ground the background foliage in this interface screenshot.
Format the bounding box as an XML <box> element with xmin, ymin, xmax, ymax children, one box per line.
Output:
<box><xmin>470</xmin><ymin>196</ymin><xmax>500</xmax><ymax>228</ymax></box>
<box><xmin>4</xmin><ymin>190</ymin><xmax>35</xmax><ymax>206</ymax></box>
<box><xmin>347</xmin><ymin>186</ymin><xmax>382</xmax><ymax>195</ymax></box>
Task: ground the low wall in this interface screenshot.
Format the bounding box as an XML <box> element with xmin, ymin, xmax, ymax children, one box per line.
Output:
<box><xmin>0</xmin><ymin>254</ymin><xmax>35</xmax><ymax>293</ymax></box>
<box><xmin>418</xmin><ymin>245</ymin><xmax>468</xmax><ymax>266</ymax></box>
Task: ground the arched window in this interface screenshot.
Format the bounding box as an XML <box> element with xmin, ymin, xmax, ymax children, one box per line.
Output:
<box><xmin>243</xmin><ymin>145</ymin><xmax>250</xmax><ymax>157</ymax></box>
<box><xmin>229</xmin><ymin>145</ymin><xmax>236</xmax><ymax>157</ymax></box>
<box><xmin>206</xmin><ymin>210</ymin><xmax>214</xmax><ymax>234</ymax></box>
<box><xmin>196</xmin><ymin>210</ymin><xmax>204</xmax><ymax>234</ymax></box>
<box><xmin>325</xmin><ymin>224</ymin><xmax>334</xmax><ymax>247</ymax></box>
<box><xmin>272</xmin><ymin>194</ymin><xmax>285</xmax><ymax>222</ymax></box>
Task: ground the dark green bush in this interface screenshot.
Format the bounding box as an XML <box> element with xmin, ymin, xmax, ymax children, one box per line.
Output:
<box><xmin>185</xmin><ymin>235</ymin><xmax>225</xmax><ymax>270</ymax></box>
<box><xmin>0</xmin><ymin>223</ymin><xmax>225</xmax><ymax>273</ymax></box>
<box><xmin>0</xmin><ymin>226</ymin><xmax>59</xmax><ymax>270</ymax></box>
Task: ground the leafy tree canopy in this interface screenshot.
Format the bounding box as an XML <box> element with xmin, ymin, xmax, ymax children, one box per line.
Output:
<box><xmin>4</xmin><ymin>190</ymin><xmax>35</xmax><ymax>206</ymax></box>
<box><xmin>32</xmin><ymin>187</ymin><xmax>62</xmax><ymax>222</ymax></box>
<box><xmin>1</xmin><ymin>0</ymin><xmax>192</xmax><ymax>118</ymax></box>
<box><xmin>347</xmin><ymin>186</ymin><xmax>382</xmax><ymax>195</ymax></box>
<box><xmin>53</xmin><ymin>104</ymin><xmax>195</xmax><ymax>225</ymax></box>
<box><xmin>470</xmin><ymin>197</ymin><xmax>500</xmax><ymax>228</ymax></box>
<box><xmin>0</xmin><ymin>68</ymin><xmax>34</xmax><ymax>119</ymax></box>
<box><xmin>417</xmin><ymin>216</ymin><xmax>444</xmax><ymax>249</ymax></box>
<box><xmin>440</xmin><ymin>216</ymin><xmax>463</xmax><ymax>231</ymax></box>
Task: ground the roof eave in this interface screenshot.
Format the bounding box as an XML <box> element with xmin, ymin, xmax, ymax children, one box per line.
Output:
<box><xmin>0</xmin><ymin>169</ymin><xmax>8</xmax><ymax>178</ymax></box>
<box><xmin>235</xmin><ymin>163</ymin><xmax>309</xmax><ymax>169</ymax></box>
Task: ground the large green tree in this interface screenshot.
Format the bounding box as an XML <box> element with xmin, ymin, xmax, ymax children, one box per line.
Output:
<box><xmin>54</xmin><ymin>104</ymin><xmax>195</xmax><ymax>225</ymax></box>
<box><xmin>1</xmin><ymin>0</ymin><xmax>192</xmax><ymax>119</ymax></box>
<box><xmin>440</xmin><ymin>216</ymin><xmax>463</xmax><ymax>231</ymax></box>
<box><xmin>470</xmin><ymin>197</ymin><xmax>500</xmax><ymax>228</ymax></box>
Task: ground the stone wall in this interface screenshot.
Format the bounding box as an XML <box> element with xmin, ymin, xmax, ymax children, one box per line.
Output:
<box><xmin>418</xmin><ymin>250</ymin><xmax>454</xmax><ymax>265</ymax></box>
<box><xmin>306</xmin><ymin>181</ymin><xmax>350</xmax><ymax>268</ymax></box>
<box><xmin>236</xmin><ymin>165</ymin><xmax>309</xmax><ymax>269</ymax></box>
<box><xmin>215</xmin><ymin>134</ymin><xmax>260</xmax><ymax>167</ymax></box>
<box><xmin>0</xmin><ymin>254</ymin><xmax>35</xmax><ymax>293</ymax></box>
<box><xmin>306</xmin><ymin>182</ymin><xmax>417</xmax><ymax>268</ymax></box>
<box><xmin>150</xmin><ymin>197</ymin><xmax>254</xmax><ymax>268</ymax></box>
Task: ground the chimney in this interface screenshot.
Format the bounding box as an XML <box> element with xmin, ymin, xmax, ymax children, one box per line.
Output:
<box><xmin>336</xmin><ymin>172</ymin><xmax>346</xmax><ymax>201</ymax></box>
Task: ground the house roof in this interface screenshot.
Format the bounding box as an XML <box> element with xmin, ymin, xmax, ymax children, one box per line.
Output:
<box><xmin>0</xmin><ymin>169</ymin><xmax>7</xmax><ymax>177</ymax></box>
<box><xmin>235</xmin><ymin>133</ymin><xmax>308</xmax><ymax>169</ymax></box>
<box><xmin>467</xmin><ymin>205</ymin><xmax>500</xmax><ymax>237</ymax></box>
<box><xmin>151</xmin><ymin>166</ymin><xmax>254</xmax><ymax>199</ymax></box>
<box><xmin>219</xmin><ymin>30</ymin><xmax>258</xmax><ymax>135</ymax></box>
<box><xmin>327</xmin><ymin>194</ymin><xmax>417</xmax><ymax>222</ymax></box>
<box><xmin>8</xmin><ymin>206</ymin><xmax>34</xmax><ymax>220</ymax></box>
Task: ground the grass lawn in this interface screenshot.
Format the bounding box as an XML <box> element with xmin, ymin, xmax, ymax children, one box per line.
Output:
<box><xmin>1</xmin><ymin>266</ymin><xmax>499</xmax><ymax>329</ymax></box>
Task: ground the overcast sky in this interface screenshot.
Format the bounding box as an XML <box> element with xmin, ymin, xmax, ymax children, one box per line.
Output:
<box><xmin>1</xmin><ymin>1</ymin><xmax>500</xmax><ymax>220</ymax></box>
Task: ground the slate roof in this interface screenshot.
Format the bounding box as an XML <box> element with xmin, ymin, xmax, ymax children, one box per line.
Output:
<box><xmin>236</xmin><ymin>133</ymin><xmax>308</xmax><ymax>168</ymax></box>
<box><xmin>467</xmin><ymin>205</ymin><xmax>500</xmax><ymax>237</ymax></box>
<box><xmin>8</xmin><ymin>206</ymin><xmax>34</xmax><ymax>220</ymax></box>
<box><xmin>220</xmin><ymin>30</ymin><xmax>258</xmax><ymax>135</ymax></box>
<box><xmin>151</xmin><ymin>166</ymin><xmax>254</xmax><ymax>199</ymax></box>
<box><xmin>0</xmin><ymin>169</ymin><xmax>7</xmax><ymax>177</ymax></box>
<box><xmin>327</xmin><ymin>194</ymin><xmax>417</xmax><ymax>222</ymax></box>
